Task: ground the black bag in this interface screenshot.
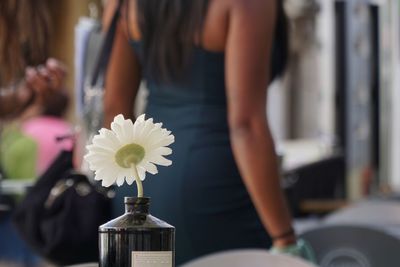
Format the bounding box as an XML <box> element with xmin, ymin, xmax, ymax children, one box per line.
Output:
<box><xmin>12</xmin><ymin>150</ymin><xmax>112</xmax><ymax>265</ymax></box>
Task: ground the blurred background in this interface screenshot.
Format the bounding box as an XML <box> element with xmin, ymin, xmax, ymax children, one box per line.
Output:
<box><xmin>2</xmin><ymin>0</ymin><xmax>400</xmax><ymax>266</ymax></box>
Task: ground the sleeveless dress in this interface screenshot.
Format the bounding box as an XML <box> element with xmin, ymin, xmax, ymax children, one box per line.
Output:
<box><xmin>111</xmin><ymin>3</ymin><xmax>288</xmax><ymax>264</ymax></box>
<box><xmin>112</xmin><ymin>42</ymin><xmax>272</xmax><ymax>265</ymax></box>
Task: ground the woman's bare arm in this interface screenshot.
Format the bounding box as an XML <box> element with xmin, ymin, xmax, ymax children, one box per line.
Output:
<box><xmin>103</xmin><ymin>0</ymin><xmax>141</xmax><ymax>127</ymax></box>
<box><xmin>225</xmin><ymin>0</ymin><xmax>295</xmax><ymax>247</ymax></box>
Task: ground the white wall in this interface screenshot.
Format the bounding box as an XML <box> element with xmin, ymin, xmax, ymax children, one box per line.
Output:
<box><xmin>380</xmin><ymin>0</ymin><xmax>400</xmax><ymax>190</ymax></box>
<box><xmin>316</xmin><ymin>0</ymin><xmax>336</xmax><ymax>144</ymax></box>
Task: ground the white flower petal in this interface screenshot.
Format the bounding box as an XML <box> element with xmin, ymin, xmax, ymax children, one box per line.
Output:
<box><xmin>154</xmin><ymin>147</ymin><xmax>172</xmax><ymax>156</ymax></box>
<box><xmin>142</xmin><ymin>162</ymin><xmax>158</xmax><ymax>175</ymax></box>
<box><xmin>97</xmin><ymin>128</ymin><xmax>121</xmax><ymax>149</ymax></box>
<box><xmin>145</xmin><ymin>128</ymin><xmax>165</xmax><ymax>146</ymax></box>
<box><xmin>84</xmin><ymin>152</ymin><xmax>111</xmax><ymax>163</ymax></box>
<box><xmin>122</xmin><ymin>119</ymin><xmax>135</xmax><ymax>142</ymax></box>
<box><xmin>120</xmin><ymin>169</ymin><xmax>133</xmax><ymax>185</ymax></box>
<box><xmin>95</xmin><ymin>164</ymin><xmax>117</xmax><ymax>179</ymax></box>
<box><xmin>114</xmin><ymin>114</ymin><xmax>125</xmax><ymax>124</ymax></box>
<box><xmin>91</xmin><ymin>140</ymin><xmax>118</xmax><ymax>153</ymax></box>
<box><xmin>114</xmin><ymin>118</ymin><xmax>135</xmax><ymax>145</ymax></box>
<box><xmin>96</xmin><ymin>167</ymin><xmax>118</xmax><ymax>187</ymax></box>
<box><xmin>148</xmin><ymin>155</ymin><xmax>172</xmax><ymax>166</ymax></box>
<box><xmin>149</xmin><ymin>135</ymin><xmax>175</xmax><ymax>149</ymax></box>
<box><xmin>101</xmin><ymin>178</ymin><xmax>115</xmax><ymax>187</ymax></box>
<box><xmin>125</xmin><ymin>173</ymin><xmax>135</xmax><ymax>185</ymax></box>
<box><xmin>87</xmin><ymin>144</ymin><xmax>115</xmax><ymax>154</ymax></box>
<box><xmin>111</xmin><ymin>120</ymin><xmax>126</xmax><ymax>143</ymax></box>
<box><xmin>136</xmin><ymin>118</ymin><xmax>155</xmax><ymax>144</ymax></box>
<box><xmin>116</xmin><ymin>172</ymin><xmax>126</xmax><ymax>186</ymax></box>
<box><xmin>88</xmin><ymin>160</ymin><xmax>112</xmax><ymax>171</ymax></box>
<box><xmin>142</xmin><ymin>118</ymin><xmax>154</xmax><ymax>134</ymax></box>
<box><xmin>132</xmin><ymin>120</ymin><xmax>143</xmax><ymax>141</ymax></box>
<box><xmin>136</xmin><ymin>114</ymin><xmax>146</xmax><ymax>122</ymax></box>
<box><xmin>85</xmin><ymin>153</ymin><xmax>114</xmax><ymax>171</ymax></box>
<box><xmin>84</xmin><ymin>113</ymin><xmax>174</xmax><ymax>188</ymax></box>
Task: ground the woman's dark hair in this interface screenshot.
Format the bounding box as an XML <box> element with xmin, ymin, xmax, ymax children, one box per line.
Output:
<box><xmin>0</xmin><ymin>0</ymin><xmax>50</xmax><ymax>86</ymax></box>
<box><xmin>271</xmin><ymin>1</ymin><xmax>289</xmax><ymax>80</ymax></box>
<box><xmin>135</xmin><ymin>0</ymin><xmax>288</xmax><ymax>81</ymax></box>
<box><xmin>135</xmin><ymin>0</ymin><xmax>209</xmax><ymax>81</ymax></box>
<box><xmin>42</xmin><ymin>90</ymin><xmax>69</xmax><ymax>118</ymax></box>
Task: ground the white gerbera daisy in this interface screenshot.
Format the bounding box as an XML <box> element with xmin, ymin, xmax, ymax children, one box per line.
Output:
<box><xmin>84</xmin><ymin>114</ymin><xmax>174</xmax><ymax>197</ymax></box>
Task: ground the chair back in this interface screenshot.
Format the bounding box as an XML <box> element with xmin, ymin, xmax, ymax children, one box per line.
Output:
<box><xmin>301</xmin><ymin>225</ymin><xmax>400</xmax><ymax>267</ymax></box>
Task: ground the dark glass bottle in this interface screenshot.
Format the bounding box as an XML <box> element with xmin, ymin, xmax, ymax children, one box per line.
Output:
<box><xmin>99</xmin><ymin>197</ymin><xmax>175</xmax><ymax>267</ymax></box>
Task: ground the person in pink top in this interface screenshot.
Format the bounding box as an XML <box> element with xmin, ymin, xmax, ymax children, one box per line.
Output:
<box><xmin>1</xmin><ymin>59</ymin><xmax>71</xmax><ymax>179</ymax></box>
<box><xmin>21</xmin><ymin>111</ymin><xmax>72</xmax><ymax>176</ymax></box>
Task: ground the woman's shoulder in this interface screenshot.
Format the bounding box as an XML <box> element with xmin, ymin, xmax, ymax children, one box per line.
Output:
<box><xmin>225</xmin><ymin>0</ymin><xmax>273</xmax><ymax>9</ymax></box>
<box><xmin>202</xmin><ymin>0</ymin><xmax>274</xmax><ymax>52</ymax></box>
<box><xmin>214</xmin><ymin>0</ymin><xmax>276</xmax><ymax>29</ymax></box>
<box><xmin>208</xmin><ymin>0</ymin><xmax>272</xmax><ymax>14</ymax></box>
<box><xmin>224</xmin><ymin>0</ymin><xmax>277</xmax><ymax>28</ymax></box>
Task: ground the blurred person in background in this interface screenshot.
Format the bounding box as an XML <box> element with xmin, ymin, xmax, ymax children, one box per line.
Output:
<box><xmin>0</xmin><ymin>0</ymin><xmax>71</xmax><ymax>179</ymax></box>
<box><xmin>0</xmin><ymin>0</ymin><xmax>66</xmax><ymax>120</ymax></box>
<box><xmin>103</xmin><ymin>0</ymin><xmax>305</xmax><ymax>265</ymax></box>
<box><xmin>0</xmin><ymin>1</ymin><xmax>70</xmax><ymax>266</ymax></box>
<box><xmin>0</xmin><ymin>78</ymin><xmax>71</xmax><ymax>179</ymax></box>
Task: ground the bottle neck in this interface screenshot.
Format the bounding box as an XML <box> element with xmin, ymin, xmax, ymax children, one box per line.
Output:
<box><xmin>124</xmin><ymin>197</ymin><xmax>150</xmax><ymax>215</ymax></box>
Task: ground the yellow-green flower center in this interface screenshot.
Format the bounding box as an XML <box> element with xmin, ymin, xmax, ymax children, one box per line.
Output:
<box><xmin>115</xmin><ymin>143</ymin><xmax>145</xmax><ymax>168</ymax></box>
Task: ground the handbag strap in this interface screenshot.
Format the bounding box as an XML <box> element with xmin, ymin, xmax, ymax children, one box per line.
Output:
<box><xmin>90</xmin><ymin>0</ymin><xmax>123</xmax><ymax>87</ymax></box>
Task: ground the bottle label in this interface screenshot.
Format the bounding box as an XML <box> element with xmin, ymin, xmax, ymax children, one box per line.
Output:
<box><xmin>132</xmin><ymin>251</ymin><xmax>173</xmax><ymax>267</ymax></box>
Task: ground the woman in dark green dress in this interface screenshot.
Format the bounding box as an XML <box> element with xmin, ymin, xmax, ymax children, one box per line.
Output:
<box><xmin>104</xmin><ymin>0</ymin><xmax>297</xmax><ymax>265</ymax></box>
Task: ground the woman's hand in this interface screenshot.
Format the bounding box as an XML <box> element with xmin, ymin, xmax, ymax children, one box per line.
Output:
<box><xmin>270</xmin><ymin>238</ymin><xmax>317</xmax><ymax>264</ymax></box>
<box><xmin>0</xmin><ymin>58</ymin><xmax>66</xmax><ymax>119</ymax></box>
<box><xmin>45</xmin><ymin>58</ymin><xmax>67</xmax><ymax>90</ymax></box>
<box><xmin>25</xmin><ymin>58</ymin><xmax>67</xmax><ymax>105</ymax></box>
<box><xmin>272</xmin><ymin>228</ymin><xmax>297</xmax><ymax>248</ymax></box>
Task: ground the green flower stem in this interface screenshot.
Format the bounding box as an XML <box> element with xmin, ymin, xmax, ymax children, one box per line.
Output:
<box><xmin>132</xmin><ymin>165</ymin><xmax>143</xmax><ymax>197</ymax></box>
